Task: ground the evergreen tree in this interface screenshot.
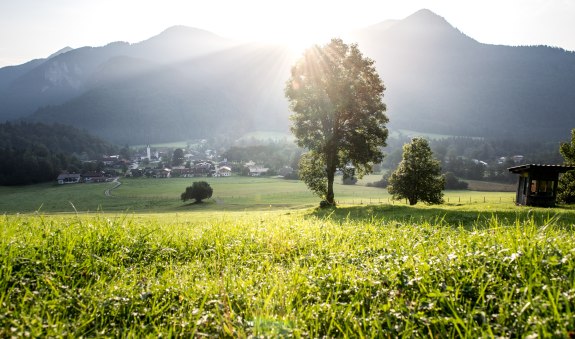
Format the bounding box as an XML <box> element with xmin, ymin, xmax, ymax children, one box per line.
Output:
<box><xmin>388</xmin><ymin>137</ymin><xmax>445</xmax><ymax>205</ymax></box>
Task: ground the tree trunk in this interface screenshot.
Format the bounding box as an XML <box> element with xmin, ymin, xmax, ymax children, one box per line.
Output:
<box><xmin>326</xmin><ymin>148</ymin><xmax>337</xmax><ymax>206</ymax></box>
<box><xmin>326</xmin><ymin>167</ymin><xmax>335</xmax><ymax>205</ymax></box>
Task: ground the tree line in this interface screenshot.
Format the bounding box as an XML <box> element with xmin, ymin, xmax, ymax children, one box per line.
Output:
<box><xmin>0</xmin><ymin>122</ymin><xmax>117</xmax><ymax>185</ymax></box>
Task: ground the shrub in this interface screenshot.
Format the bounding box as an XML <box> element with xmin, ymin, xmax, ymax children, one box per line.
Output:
<box><xmin>342</xmin><ymin>176</ymin><xmax>358</xmax><ymax>185</ymax></box>
<box><xmin>444</xmin><ymin>172</ymin><xmax>469</xmax><ymax>190</ymax></box>
<box><xmin>181</xmin><ymin>181</ymin><xmax>213</xmax><ymax>203</ymax></box>
<box><xmin>283</xmin><ymin>171</ymin><xmax>300</xmax><ymax>180</ymax></box>
<box><xmin>367</xmin><ymin>173</ymin><xmax>390</xmax><ymax>188</ymax></box>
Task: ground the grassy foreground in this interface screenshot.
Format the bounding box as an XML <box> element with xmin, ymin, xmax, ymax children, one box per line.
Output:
<box><xmin>1</xmin><ymin>208</ymin><xmax>575</xmax><ymax>337</ymax></box>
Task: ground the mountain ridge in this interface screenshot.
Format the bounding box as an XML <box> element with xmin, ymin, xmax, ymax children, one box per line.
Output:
<box><xmin>1</xmin><ymin>9</ymin><xmax>574</xmax><ymax>144</ymax></box>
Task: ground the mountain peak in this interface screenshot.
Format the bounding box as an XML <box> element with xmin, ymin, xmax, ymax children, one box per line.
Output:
<box><xmin>152</xmin><ymin>25</ymin><xmax>227</xmax><ymax>42</ymax></box>
<box><xmin>352</xmin><ymin>9</ymin><xmax>475</xmax><ymax>49</ymax></box>
<box><xmin>407</xmin><ymin>9</ymin><xmax>445</xmax><ymax>22</ymax></box>
<box><xmin>385</xmin><ymin>8</ymin><xmax>475</xmax><ymax>47</ymax></box>
<box><xmin>131</xmin><ymin>25</ymin><xmax>234</xmax><ymax>64</ymax></box>
<box><xmin>137</xmin><ymin>25</ymin><xmax>231</xmax><ymax>49</ymax></box>
<box><xmin>48</xmin><ymin>47</ymin><xmax>74</xmax><ymax>59</ymax></box>
<box><xmin>400</xmin><ymin>8</ymin><xmax>457</xmax><ymax>31</ymax></box>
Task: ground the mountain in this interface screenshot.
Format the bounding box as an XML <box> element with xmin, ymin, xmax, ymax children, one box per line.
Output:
<box><xmin>0</xmin><ymin>27</ymin><xmax>236</xmax><ymax>122</ymax></box>
<box><xmin>27</xmin><ymin>42</ymin><xmax>294</xmax><ymax>144</ymax></box>
<box><xmin>47</xmin><ymin>47</ymin><xmax>74</xmax><ymax>59</ymax></box>
<box><xmin>350</xmin><ymin>9</ymin><xmax>575</xmax><ymax>139</ymax></box>
<box><xmin>2</xmin><ymin>9</ymin><xmax>575</xmax><ymax>144</ymax></box>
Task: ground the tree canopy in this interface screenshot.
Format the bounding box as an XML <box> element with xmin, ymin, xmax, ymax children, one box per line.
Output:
<box><xmin>181</xmin><ymin>181</ymin><xmax>213</xmax><ymax>203</ymax></box>
<box><xmin>558</xmin><ymin>129</ymin><xmax>575</xmax><ymax>204</ymax></box>
<box><xmin>0</xmin><ymin>122</ymin><xmax>117</xmax><ymax>186</ymax></box>
<box><xmin>285</xmin><ymin>38</ymin><xmax>388</xmax><ymax>205</ymax></box>
<box><xmin>172</xmin><ymin>148</ymin><xmax>185</xmax><ymax>167</ymax></box>
<box><xmin>388</xmin><ymin>137</ymin><xmax>445</xmax><ymax>205</ymax></box>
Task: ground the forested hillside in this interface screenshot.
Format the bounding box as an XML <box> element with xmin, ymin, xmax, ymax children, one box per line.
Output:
<box><xmin>351</xmin><ymin>9</ymin><xmax>575</xmax><ymax>140</ymax></box>
<box><xmin>28</xmin><ymin>45</ymin><xmax>291</xmax><ymax>145</ymax></box>
<box><xmin>0</xmin><ymin>122</ymin><xmax>116</xmax><ymax>185</ymax></box>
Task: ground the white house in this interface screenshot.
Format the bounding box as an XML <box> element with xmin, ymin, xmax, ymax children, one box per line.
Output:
<box><xmin>248</xmin><ymin>166</ymin><xmax>269</xmax><ymax>176</ymax></box>
<box><xmin>57</xmin><ymin>173</ymin><xmax>81</xmax><ymax>184</ymax></box>
<box><xmin>216</xmin><ymin>166</ymin><xmax>232</xmax><ymax>177</ymax></box>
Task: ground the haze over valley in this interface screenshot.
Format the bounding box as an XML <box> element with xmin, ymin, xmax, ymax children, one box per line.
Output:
<box><xmin>1</xmin><ymin>9</ymin><xmax>575</xmax><ymax>145</ymax></box>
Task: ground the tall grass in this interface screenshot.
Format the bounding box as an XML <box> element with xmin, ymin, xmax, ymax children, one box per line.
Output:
<box><xmin>1</xmin><ymin>210</ymin><xmax>574</xmax><ymax>337</ymax></box>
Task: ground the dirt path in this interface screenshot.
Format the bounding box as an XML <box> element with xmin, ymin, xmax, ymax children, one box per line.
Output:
<box><xmin>104</xmin><ymin>177</ymin><xmax>121</xmax><ymax>197</ymax></box>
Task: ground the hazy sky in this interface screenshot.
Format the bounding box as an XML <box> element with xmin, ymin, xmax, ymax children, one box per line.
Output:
<box><xmin>1</xmin><ymin>0</ymin><xmax>574</xmax><ymax>67</ymax></box>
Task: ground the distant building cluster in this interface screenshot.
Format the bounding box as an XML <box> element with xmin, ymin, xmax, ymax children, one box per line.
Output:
<box><xmin>55</xmin><ymin>141</ymin><xmax>286</xmax><ymax>184</ymax></box>
<box><xmin>57</xmin><ymin>171</ymin><xmax>115</xmax><ymax>184</ymax></box>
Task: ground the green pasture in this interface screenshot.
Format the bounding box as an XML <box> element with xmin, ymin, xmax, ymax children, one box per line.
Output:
<box><xmin>2</xmin><ymin>175</ymin><xmax>575</xmax><ymax>336</ymax></box>
<box><xmin>0</xmin><ymin>176</ymin><xmax>520</xmax><ymax>214</ymax></box>
<box><xmin>1</xmin><ymin>207</ymin><xmax>575</xmax><ymax>337</ymax></box>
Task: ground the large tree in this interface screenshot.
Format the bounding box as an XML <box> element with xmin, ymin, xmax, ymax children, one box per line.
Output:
<box><xmin>388</xmin><ymin>137</ymin><xmax>445</xmax><ymax>205</ymax></box>
<box><xmin>181</xmin><ymin>181</ymin><xmax>213</xmax><ymax>203</ymax></box>
<box><xmin>558</xmin><ymin>129</ymin><xmax>575</xmax><ymax>204</ymax></box>
<box><xmin>285</xmin><ymin>39</ymin><xmax>388</xmax><ymax>205</ymax></box>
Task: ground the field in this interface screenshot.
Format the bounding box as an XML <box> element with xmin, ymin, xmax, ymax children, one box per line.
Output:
<box><xmin>1</xmin><ymin>177</ymin><xmax>575</xmax><ymax>336</ymax></box>
<box><xmin>0</xmin><ymin>176</ymin><xmax>517</xmax><ymax>214</ymax></box>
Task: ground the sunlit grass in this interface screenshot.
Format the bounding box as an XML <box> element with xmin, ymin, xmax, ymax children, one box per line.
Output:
<box><xmin>1</xmin><ymin>209</ymin><xmax>574</xmax><ymax>336</ymax></box>
<box><xmin>0</xmin><ymin>176</ymin><xmax>518</xmax><ymax>214</ymax></box>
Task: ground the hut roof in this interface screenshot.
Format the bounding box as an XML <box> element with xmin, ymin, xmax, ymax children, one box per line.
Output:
<box><xmin>508</xmin><ymin>164</ymin><xmax>575</xmax><ymax>174</ymax></box>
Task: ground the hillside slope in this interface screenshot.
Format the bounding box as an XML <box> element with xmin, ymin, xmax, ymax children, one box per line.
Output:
<box><xmin>1</xmin><ymin>9</ymin><xmax>574</xmax><ymax>143</ymax></box>
<box><xmin>351</xmin><ymin>9</ymin><xmax>575</xmax><ymax>139</ymax></box>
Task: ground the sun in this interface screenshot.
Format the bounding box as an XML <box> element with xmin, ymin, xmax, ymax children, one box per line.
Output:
<box><xmin>213</xmin><ymin>1</ymin><xmax>346</xmax><ymax>54</ymax></box>
<box><xmin>262</xmin><ymin>27</ymin><xmax>335</xmax><ymax>54</ymax></box>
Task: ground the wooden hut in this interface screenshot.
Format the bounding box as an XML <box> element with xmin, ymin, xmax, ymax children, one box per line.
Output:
<box><xmin>508</xmin><ymin>164</ymin><xmax>575</xmax><ymax>206</ymax></box>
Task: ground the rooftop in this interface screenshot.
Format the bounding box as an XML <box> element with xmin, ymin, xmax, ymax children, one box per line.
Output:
<box><xmin>508</xmin><ymin>164</ymin><xmax>575</xmax><ymax>173</ymax></box>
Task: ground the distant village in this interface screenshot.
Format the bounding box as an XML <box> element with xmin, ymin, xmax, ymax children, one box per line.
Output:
<box><xmin>57</xmin><ymin>144</ymin><xmax>294</xmax><ymax>185</ymax></box>
<box><xmin>56</xmin><ymin>139</ymin><xmax>531</xmax><ymax>187</ymax></box>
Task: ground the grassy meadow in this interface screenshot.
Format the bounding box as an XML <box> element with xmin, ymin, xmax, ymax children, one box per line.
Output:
<box><xmin>0</xmin><ymin>175</ymin><xmax>516</xmax><ymax>214</ymax></box>
<box><xmin>1</xmin><ymin>176</ymin><xmax>575</xmax><ymax>336</ymax></box>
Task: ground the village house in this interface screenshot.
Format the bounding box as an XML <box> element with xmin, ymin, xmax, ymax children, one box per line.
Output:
<box><xmin>215</xmin><ymin>166</ymin><xmax>232</xmax><ymax>177</ymax></box>
<box><xmin>247</xmin><ymin>165</ymin><xmax>269</xmax><ymax>176</ymax></box>
<box><xmin>171</xmin><ymin>166</ymin><xmax>194</xmax><ymax>177</ymax></box>
<box><xmin>82</xmin><ymin>171</ymin><xmax>107</xmax><ymax>183</ymax></box>
<box><xmin>243</xmin><ymin>160</ymin><xmax>269</xmax><ymax>176</ymax></box>
<box><xmin>158</xmin><ymin>168</ymin><xmax>171</xmax><ymax>178</ymax></box>
<box><xmin>57</xmin><ymin>173</ymin><xmax>81</xmax><ymax>184</ymax></box>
